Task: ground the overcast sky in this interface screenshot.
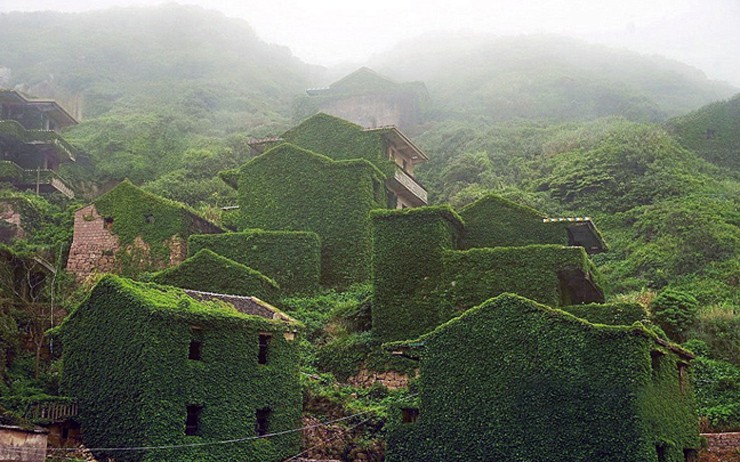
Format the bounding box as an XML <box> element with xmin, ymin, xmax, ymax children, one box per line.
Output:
<box><xmin>3</xmin><ymin>0</ymin><xmax>739</xmax><ymax>85</ymax></box>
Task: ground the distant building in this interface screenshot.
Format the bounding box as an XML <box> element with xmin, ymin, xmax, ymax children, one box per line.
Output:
<box><xmin>58</xmin><ymin>275</ymin><xmax>302</xmax><ymax>462</ymax></box>
<box><xmin>0</xmin><ymin>89</ymin><xmax>77</xmax><ymax>198</ymax></box>
<box><xmin>66</xmin><ymin>180</ymin><xmax>223</xmax><ymax>281</ymax></box>
<box><xmin>299</xmin><ymin>67</ymin><xmax>430</xmax><ymax>132</ymax></box>
<box><xmin>386</xmin><ymin>294</ymin><xmax>700</xmax><ymax>462</ymax></box>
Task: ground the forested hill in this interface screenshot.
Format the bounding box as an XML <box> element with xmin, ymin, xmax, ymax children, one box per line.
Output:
<box><xmin>371</xmin><ymin>34</ymin><xmax>737</xmax><ymax>123</ymax></box>
<box><xmin>0</xmin><ymin>4</ymin><xmax>319</xmax><ymax>128</ymax></box>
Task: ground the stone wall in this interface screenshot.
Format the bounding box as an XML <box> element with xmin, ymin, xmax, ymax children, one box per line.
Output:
<box><xmin>318</xmin><ymin>95</ymin><xmax>405</xmax><ymax>130</ymax></box>
<box><xmin>0</xmin><ymin>202</ymin><xmax>24</xmax><ymax>242</ymax></box>
<box><xmin>66</xmin><ymin>205</ymin><xmax>121</xmax><ymax>282</ymax></box>
<box><xmin>701</xmin><ymin>432</ymin><xmax>740</xmax><ymax>452</ymax></box>
<box><xmin>0</xmin><ymin>425</ymin><xmax>48</xmax><ymax>462</ymax></box>
<box><xmin>347</xmin><ymin>366</ymin><xmax>414</xmax><ymax>390</ymax></box>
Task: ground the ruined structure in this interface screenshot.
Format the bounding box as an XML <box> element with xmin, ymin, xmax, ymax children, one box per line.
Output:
<box><xmin>58</xmin><ymin>275</ymin><xmax>302</xmax><ymax>462</ymax></box>
<box><xmin>371</xmin><ymin>194</ymin><xmax>607</xmax><ymax>342</ymax></box>
<box><xmin>386</xmin><ymin>294</ymin><xmax>700</xmax><ymax>462</ymax></box>
<box><xmin>298</xmin><ymin>67</ymin><xmax>430</xmax><ymax>132</ymax></box>
<box><xmin>66</xmin><ymin>181</ymin><xmax>222</xmax><ymax>281</ymax></box>
<box><xmin>0</xmin><ymin>90</ymin><xmax>77</xmax><ymax>198</ymax></box>
<box><xmin>221</xmin><ymin>114</ymin><xmax>430</xmax><ymax>288</ymax></box>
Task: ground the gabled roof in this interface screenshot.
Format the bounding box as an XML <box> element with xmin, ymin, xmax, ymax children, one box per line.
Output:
<box><xmin>0</xmin><ymin>89</ymin><xmax>78</xmax><ymax>128</ymax></box>
<box><xmin>387</xmin><ymin>293</ymin><xmax>692</xmax><ymax>360</ymax></box>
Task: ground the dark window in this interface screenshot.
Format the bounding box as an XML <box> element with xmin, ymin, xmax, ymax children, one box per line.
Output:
<box><xmin>185</xmin><ymin>405</ymin><xmax>202</xmax><ymax>436</ymax></box>
<box><xmin>258</xmin><ymin>334</ymin><xmax>272</xmax><ymax>365</ymax></box>
<box><xmin>705</xmin><ymin>128</ymin><xmax>716</xmax><ymax>139</ymax></box>
<box><xmin>651</xmin><ymin>350</ymin><xmax>664</xmax><ymax>375</ymax></box>
<box><xmin>145</xmin><ymin>214</ymin><xmax>155</xmax><ymax>224</ymax></box>
<box><xmin>683</xmin><ymin>448</ymin><xmax>698</xmax><ymax>462</ymax></box>
<box><xmin>189</xmin><ymin>340</ymin><xmax>202</xmax><ymax>360</ymax></box>
<box><xmin>103</xmin><ymin>217</ymin><xmax>114</xmax><ymax>230</ymax></box>
<box><xmin>256</xmin><ymin>408</ymin><xmax>271</xmax><ymax>436</ymax></box>
<box><xmin>401</xmin><ymin>408</ymin><xmax>419</xmax><ymax>424</ymax></box>
<box><xmin>656</xmin><ymin>445</ymin><xmax>667</xmax><ymax>462</ymax></box>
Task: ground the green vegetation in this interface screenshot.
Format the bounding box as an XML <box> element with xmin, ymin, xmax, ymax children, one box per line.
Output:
<box><xmin>188</xmin><ymin>230</ymin><xmax>321</xmax><ymax>295</ymax></box>
<box><xmin>561</xmin><ymin>301</ymin><xmax>648</xmax><ymax>326</ymax></box>
<box><xmin>92</xmin><ymin>180</ymin><xmax>222</xmax><ymax>275</ymax></box>
<box><xmin>227</xmin><ymin>143</ymin><xmax>386</xmax><ymax>288</ymax></box>
<box><xmin>58</xmin><ymin>275</ymin><xmax>302</xmax><ymax>462</ymax></box>
<box><xmin>386</xmin><ymin>294</ymin><xmax>699</xmax><ymax>462</ymax></box>
<box><xmin>149</xmin><ymin>249</ymin><xmax>279</xmax><ymax>300</ymax></box>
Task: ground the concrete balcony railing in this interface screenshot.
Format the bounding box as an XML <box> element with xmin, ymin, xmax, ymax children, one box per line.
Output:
<box><xmin>392</xmin><ymin>167</ymin><xmax>428</xmax><ymax>204</ymax></box>
<box><xmin>25</xmin><ymin>399</ymin><xmax>78</xmax><ymax>423</ymax></box>
<box><xmin>0</xmin><ymin>120</ymin><xmax>77</xmax><ymax>161</ymax></box>
<box><xmin>22</xmin><ymin>168</ymin><xmax>75</xmax><ymax>198</ymax></box>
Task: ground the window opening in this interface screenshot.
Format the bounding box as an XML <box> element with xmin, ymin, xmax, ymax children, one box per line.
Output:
<box><xmin>401</xmin><ymin>408</ymin><xmax>419</xmax><ymax>424</ymax></box>
<box><xmin>650</xmin><ymin>350</ymin><xmax>664</xmax><ymax>375</ymax></box>
<box><xmin>256</xmin><ymin>408</ymin><xmax>271</xmax><ymax>436</ymax></box>
<box><xmin>185</xmin><ymin>405</ymin><xmax>202</xmax><ymax>436</ymax></box>
<box><xmin>656</xmin><ymin>444</ymin><xmax>667</xmax><ymax>462</ymax></box>
<box><xmin>145</xmin><ymin>214</ymin><xmax>155</xmax><ymax>224</ymax></box>
<box><xmin>258</xmin><ymin>334</ymin><xmax>272</xmax><ymax>365</ymax></box>
<box><xmin>683</xmin><ymin>448</ymin><xmax>698</xmax><ymax>462</ymax></box>
<box><xmin>103</xmin><ymin>217</ymin><xmax>114</xmax><ymax>230</ymax></box>
<box><xmin>189</xmin><ymin>327</ymin><xmax>203</xmax><ymax>360</ymax></box>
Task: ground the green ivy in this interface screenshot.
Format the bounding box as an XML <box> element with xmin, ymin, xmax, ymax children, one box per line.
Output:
<box><xmin>561</xmin><ymin>301</ymin><xmax>648</xmax><ymax>325</ymax></box>
<box><xmin>386</xmin><ymin>294</ymin><xmax>699</xmax><ymax>462</ymax></box>
<box><xmin>226</xmin><ymin>143</ymin><xmax>386</xmax><ymax>288</ymax></box>
<box><xmin>58</xmin><ymin>275</ymin><xmax>302</xmax><ymax>462</ymax></box>
<box><xmin>92</xmin><ymin>180</ymin><xmax>222</xmax><ymax>275</ymax></box>
<box><xmin>188</xmin><ymin>229</ymin><xmax>321</xmax><ymax>295</ymax></box>
<box><xmin>149</xmin><ymin>249</ymin><xmax>279</xmax><ymax>300</ymax></box>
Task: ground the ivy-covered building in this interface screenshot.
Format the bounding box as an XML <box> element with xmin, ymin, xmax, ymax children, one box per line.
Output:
<box><xmin>386</xmin><ymin>294</ymin><xmax>700</xmax><ymax>462</ymax></box>
<box><xmin>371</xmin><ymin>195</ymin><xmax>607</xmax><ymax>342</ymax></box>
<box><xmin>220</xmin><ymin>114</ymin><xmax>431</xmax><ymax>288</ymax></box>
<box><xmin>58</xmin><ymin>275</ymin><xmax>302</xmax><ymax>462</ymax></box>
<box><xmin>297</xmin><ymin>67</ymin><xmax>430</xmax><ymax>132</ymax></box>
<box><xmin>66</xmin><ymin>180</ymin><xmax>223</xmax><ymax>281</ymax></box>
<box><xmin>0</xmin><ymin>89</ymin><xmax>77</xmax><ymax>198</ymax></box>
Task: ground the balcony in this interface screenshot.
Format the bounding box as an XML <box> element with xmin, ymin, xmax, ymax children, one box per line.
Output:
<box><xmin>25</xmin><ymin>399</ymin><xmax>78</xmax><ymax>423</ymax></box>
<box><xmin>0</xmin><ymin>120</ymin><xmax>77</xmax><ymax>162</ymax></box>
<box><xmin>0</xmin><ymin>161</ymin><xmax>75</xmax><ymax>198</ymax></box>
<box><xmin>387</xmin><ymin>167</ymin><xmax>428</xmax><ymax>207</ymax></box>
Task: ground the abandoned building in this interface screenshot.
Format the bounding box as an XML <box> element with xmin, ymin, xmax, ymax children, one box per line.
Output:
<box><xmin>0</xmin><ymin>89</ymin><xmax>77</xmax><ymax>199</ymax></box>
<box><xmin>298</xmin><ymin>67</ymin><xmax>430</xmax><ymax>131</ymax></box>
<box><xmin>65</xmin><ymin>180</ymin><xmax>223</xmax><ymax>281</ymax></box>
<box><xmin>371</xmin><ymin>194</ymin><xmax>607</xmax><ymax>342</ymax></box>
<box><xmin>219</xmin><ymin>113</ymin><xmax>430</xmax><ymax>288</ymax></box>
<box><xmin>386</xmin><ymin>294</ymin><xmax>700</xmax><ymax>462</ymax></box>
<box><xmin>57</xmin><ymin>275</ymin><xmax>302</xmax><ymax>462</ymax></box>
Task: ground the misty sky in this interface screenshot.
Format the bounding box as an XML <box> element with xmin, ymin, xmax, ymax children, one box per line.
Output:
<box><xmin>3</xmin><ymin>0</ymin><xmax>739</xmax><ymax>86</ymax></box>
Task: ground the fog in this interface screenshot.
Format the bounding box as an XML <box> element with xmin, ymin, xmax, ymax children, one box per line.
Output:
<box><xmin>2</xmin><ymin>0</ymin><xmax>739</xmax><ymax>86</ymax></box>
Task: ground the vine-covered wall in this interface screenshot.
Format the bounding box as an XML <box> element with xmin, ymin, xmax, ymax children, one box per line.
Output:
<box><xmin>67</xmin><ymin>180</ymin><xmax>223</xmax><ymax>279</ymax></box>
<box><xmin>188</xmin><ymin>229</ymin><xmax>321</xmax><ymax>295</ymax></box>
<box><xmin>371</xmin><ymin>206</ymin><xmax>464</xmax><ymax>342</ymax></box>
<box><xmin>386</xmin><ymin>294</ymin><xmax>699</xmax><ymax>462</ymax></box>
<box><xmin>458</xmin><ymin>193</ymin><xmax>569</xmax><ymax>249</ymax></box>
<box><xmin>149</xmin><ymin>249</ymin><xmax>279</xmax><ymax>301</ymax></box>
<box><xmin>59</xmin><ymin>276</ymin><xmax>302</xmax><ymax>462</ymax></box>
<box><xmin>228</xmin><ymin>144</ymin><xmax>386</xmax><ymax>288</ymax></box>
<box><xmin>438</xmin><ymin>245</ymin><xmax>602</xmax><ymax>313</ymax></box>
<box><xmin>561</xmin><ymin>301</ymin><xmax>648</xmax><ymax>326</ymax></box>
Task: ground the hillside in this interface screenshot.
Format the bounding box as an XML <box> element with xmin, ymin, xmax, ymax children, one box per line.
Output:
<box><xmin>371</xmin><ymin>34</ymin><xmax>737</xmax><ymax>123</ymax></box>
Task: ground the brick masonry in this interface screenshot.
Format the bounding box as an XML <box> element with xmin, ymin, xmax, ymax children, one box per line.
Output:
<box><xmin>702</xmin><ymin>432</ymin><xmax>740</xmax><ymax>452</ymax></box>
<box><xmin>66</xmin><ymin>204</ymin><xmax>189</xmax><ymax>281</ymax></box>
<box><xmin>0</xmin><ymin>201</ymin><xmax>25</xmax><ymax>239</ymax></box>
<box><xmin>347</xmin><ymin>365</ymin><xmax>415</xmax><ymax>390</ymax></box>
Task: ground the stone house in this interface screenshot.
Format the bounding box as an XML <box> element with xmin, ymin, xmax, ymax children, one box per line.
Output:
<box><xmin>57</xmin><ymin>275</ymin><xmax>302</xmax><ymax>462</ymax></box>
<box><xmin>0</xmin><ymin>425</ymin><xmax>48</xmax><ymax>462</ymax></box>
<box><xmin>386</xmin><ymin>294</ymin><xmax>700</xmax><ymax>462</ymax></box>
<box><xmin>299</xmin><ymin>67</ymin><xmax>430</xmax><ymax>132</ymax></box>
<box><xmin>66</xmin><ymin>180</ymin><xmax>222</xmax><ymax>281</ymax></box>
<box><xmin>0</xmin><ymin>89</ymin><xmax>77</xmax><ymax>198</ymax></box>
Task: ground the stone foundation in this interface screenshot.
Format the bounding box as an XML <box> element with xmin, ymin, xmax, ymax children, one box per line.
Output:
<box><xmin>701</xmin><ymin>432</ymin><xmax>740</xmax><ymax>452</ymax></box>
<box><xmin>347</xmin><ymin>366</ymin><xmax>414</xmax><ymax>390</ymax></box>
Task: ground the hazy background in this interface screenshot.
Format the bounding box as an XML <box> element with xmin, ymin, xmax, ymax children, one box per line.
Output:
<box><xmin>3</xmin><ymin>0</ymin><xmax>739</xmax><ymax>85</ymax></box>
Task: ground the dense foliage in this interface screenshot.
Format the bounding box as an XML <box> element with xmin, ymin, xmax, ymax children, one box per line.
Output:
<box><xmin>58</xmin><ymin>276</ymin><xmax>302</xmax><ymax>462</ymax></box>
<box><xmin>149</xmin><ymin>249</ymin><xmax>279</xmax><ymax>300</ymax></box>
<box><xmin>188</xmin><ymin>230</ymin><xmax>321</xmax><ymax>295</ymax></box>
<box><xmin>228</xmin><ymin>143</ymin><xmax>386</xmax><ymax>288</ymax></box>
<box><xmin>386</xmin><ymin>294</ymin><xmax>699</xmax><ymax>462</ymax></box>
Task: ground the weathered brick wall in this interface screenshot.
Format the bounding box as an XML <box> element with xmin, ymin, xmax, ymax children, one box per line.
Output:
<box><xmin>702</xmin><ymin>432</ymin><xmax>740</xmax><ymax>452</ymax></box>
<box><xmin>0</xmin><ymin>201</ymin><xmax>25</xmax><ymax>240</ymax></box>
<box><xmin>0</xmin><ymin>425</ymin><xmax>48</xmax><ymax>462</ymax></box>
<box><xmin>65</xmin><ymin>205</ymin><xmax>121</xmax><ymax>281</ymax></box>
<box><xmin>347</xmin><ymin>366</ymin><xmax>414</xmax><ymax>390</ymax></box>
